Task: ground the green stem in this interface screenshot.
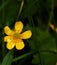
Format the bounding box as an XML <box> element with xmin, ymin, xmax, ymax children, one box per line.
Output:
<box><xmin>0</xmin><ymin>0</ymin><xmax>10</xmax><ymax>11</ymax></box>
<box><xmin>48</xmin><ymin>0</ymin><xmax>54</xmax><ymax>23</ymax></box>
<box><xmin>13</xmin><ymin>49</ymin><xmax>57</xmax><ymax>62</ymax></box>
<box><xmin>17</xmin><ymin>0</ymin><xmax>24</xmax><ymax>20</ymax></box>
<box><xmin>13</xmin><ymin>52</ymin><xmax>34</xmax><ymax>62</ymax></box>
<box><xmin>2</xmin><ymin>0</ymin><xmax>5</xmax><ymax>58</ymax></box>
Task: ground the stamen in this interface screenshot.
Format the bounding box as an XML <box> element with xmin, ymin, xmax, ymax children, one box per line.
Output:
<box><xmin>14</xmin><ymin>33</ymin><xmax>19</xmax><ymax>38</ymax></box>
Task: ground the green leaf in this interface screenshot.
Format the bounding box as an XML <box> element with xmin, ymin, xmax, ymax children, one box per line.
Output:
<box><xmin>0</xmin><ymin>0</ymin><xmax>19</xmax><ymax>25</ymax></box>
<box><xmin>13</xmin><ymin>52</ymin><xmax>33</xmax><ymax>62</ymax></box>
<box><xmin>29</xmin><ymin>27</ymin><xmax>57</xmax><ymax>65</ymax></box>
<box><xmin>0</xmin><ymin>62</ymin><xmax>1</xmax><ymax>65</ymax></box>
<box><xmin>1</xmin><ymin>50</ymin><xmax>13</xmax><ymax>65</ymax></box>
<box><xmin>30</xmin><ymin>27</ymin><xmax>57</xmax><ymax>52</ymax></box>
<box><xmin>21</xmin><ymin>0</ymin><xmax>39</xmax><ymax>18</ymax></box>
<box><xmin>40</xmin><ymin>52</ymin><xmax>56</xmax><ymax>65</ymax></box>
<box><xmin>0</xmin><ymin>0</ymin><xmax>10</xmax><ymax>11</ymax></box>
<box><xmin>32</xmin><ymin>54</ymin><xmax>40</xmax><ymax>64</ymax></box>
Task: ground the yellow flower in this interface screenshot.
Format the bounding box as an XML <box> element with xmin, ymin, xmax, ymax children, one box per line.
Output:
<box><xmin>4</xmin><ymin>21</ymin><xmax>32</xmax><ymax>50</ymax></box>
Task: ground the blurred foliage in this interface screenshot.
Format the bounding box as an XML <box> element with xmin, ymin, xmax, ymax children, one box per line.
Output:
<box><xmin>0</xmin><ymin>0</ymin><xmax>57</xmax><ymax>65</ymax></box>
<box><xmin>1</xmin><ymin>50</ymin><xmax>13</xmax><ymax>65</ymax></box>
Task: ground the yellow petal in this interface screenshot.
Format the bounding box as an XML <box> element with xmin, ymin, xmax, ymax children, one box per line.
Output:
<box><xmin>4</xmin><ymin>36</ymin><xmax>12</xmax><ymax>42</ymax></box>
<box><xmin>15</xmin><ymin>39</ymin><xmax>25</xmax><ymax>50</ymax></box>
<box><xmin>6</xmin><ymin>41</ymin><xmax>15</xmax><ymax>50</ymax></box>
<box><xmin>15</xmin><ymin>21</ymin><xmax>23</xmax><ymax>33</ymax></box>
<box><xmin>4</xmin><ymin>26</ymin><xmax>14</xmax><ymax>35</ymax></box>
<box><xmin>20</xmin><ymin>30</ymin><xmax>32</xmax><ymax>39</ymax></box>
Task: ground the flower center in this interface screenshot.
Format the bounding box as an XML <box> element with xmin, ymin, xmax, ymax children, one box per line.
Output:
<box><xmin>14</xmin><ymin>33</ymin><xmax>19</xmax><ymax>38</ymax></box>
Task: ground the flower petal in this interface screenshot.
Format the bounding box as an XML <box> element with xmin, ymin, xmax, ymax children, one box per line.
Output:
<box><xmin>15</xmin><ymin>21</ymin><xmax>23</xmax><ymax>33</ymax></box>
<box><xmin>6</xmin><ymin>41</ymin><xmax>15</xmax><ymax>50</ymax></box>
<box><xmin>4</xmin><ymin>36</ymin><xmax>12</xmax><ymax>42</ymax></box>
<box><xmin>4</xmin><ymin>26</ymin><xmax>14</xmax><ymax>35</ymax></box>
<box><xmin>15</xmin><ymin>39</ymin><xmax>25</xmax><ymax>50</ymax></box>
<box><xmin>20</xmin><ymin>30</ymin><xmax>32</xmax><ymax>39</ymax></box>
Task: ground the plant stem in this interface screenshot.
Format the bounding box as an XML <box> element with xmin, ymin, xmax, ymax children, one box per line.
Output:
<box><xmin>13</xmin><ymin>52</ymin><xmax>34</xmax><ymax>62</ymax></box>
<box><xmin>48</xmin><ymin>0</ymin><xmax>54</xmax><ymax>23</ymax></box>
<box><xmin>17</xmin><ymin>0</ymin><xmax>24</xmax><ymax>20</ymax></box>
<box><xmin>2</xmin><ymin>0</ymin><xmax>5</xmax><ymax>58</ymax></box>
